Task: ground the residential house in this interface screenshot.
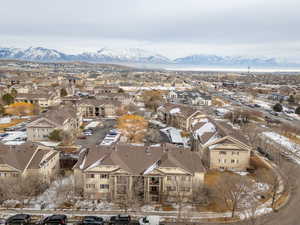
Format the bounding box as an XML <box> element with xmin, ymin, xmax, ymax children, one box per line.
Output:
<box><xmin>73</xmin><ymin>144</ymin><xmax>205</xmax><ymax>202</ymax></box>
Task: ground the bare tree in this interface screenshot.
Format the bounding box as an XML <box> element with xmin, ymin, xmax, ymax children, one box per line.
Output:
<box><xmin>214</xmin><ymin>174</ymin><xmax>251</xmax><ymax>218</ymax></box>
<box><xmin>163</xmin><ymin>176</ymin><xmax>193</xmax><ymax>221</ymax></box>
<box><xmin>255</xmin><ymin>168</ymin><xmax>280</xmax><ymax>211</ymax></box>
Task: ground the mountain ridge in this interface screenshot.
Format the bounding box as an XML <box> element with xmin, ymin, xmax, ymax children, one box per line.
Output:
<box><xmin>0</xmin><ymin>46</ymin><xmax>298</xmax><ymax>67</ymax></box>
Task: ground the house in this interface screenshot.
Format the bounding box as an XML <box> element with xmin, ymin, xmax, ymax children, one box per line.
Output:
<box><xmin>157</xmin><ymin>103</ymin><xmax>205</xmax><ymax>131</ymax></box>
<box><xmin>77</xmin><ymin>99</ymin><xmax>121</xmax><ymax>118</ymax></box>
<box><xmin>26</xmin><ymin>105</ymin><xmax>82</xmax><ymax>141</ymax></box>
<box><xmin>0</xmin><ymin>142</ymin><xmax>60</xmax><ymax>183</ymax></box>
<box><xmin>73</xmin><ymin>144</ymin><xmax>205</xmax><ymax>202</ymax></box>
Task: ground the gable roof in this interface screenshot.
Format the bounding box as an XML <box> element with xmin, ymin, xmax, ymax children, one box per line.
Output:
<box><xmin>74</xmin><ymin>143</ymin><xmax>205</xmax><ymax>175</ymax></box>
<box><xmin>203</xmin><ymin>135</ymin><xmax>251</xmax><ymax>151</ymax></box>
<box><xmin>0</xmin><ymin>142</ymin><xmax>57</xmax><ymax>172</ymax></box>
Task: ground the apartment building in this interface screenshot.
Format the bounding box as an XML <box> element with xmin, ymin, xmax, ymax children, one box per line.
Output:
<box><xmin>0</xmin><ymin>142</ymin><xmax>60</xmax><ymax>183</ymax></box>
<box><xmin>77</xmin><ymin>99</ymin><xmax>121</xmax><ymax>118</ymax></box>
<box><xmin>27</xmin><ymin>105</ymin><xmax>82</xmax><ymax>141</ymax></box>
<box><xmin>157</xmin><ymin>103</ymin><xmax>205</xmax><ymax>131</ymax></box>
<box><xmin>73</xmin><ymin>144</ymin><xmax>205</xmax><ymax>203</ymax></box>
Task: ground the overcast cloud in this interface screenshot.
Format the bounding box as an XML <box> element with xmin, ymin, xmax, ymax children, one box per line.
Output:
<box><xmin>0</xmin><ymin>0</ymin><xmax>299</xmax><ymax>61</ymax></box>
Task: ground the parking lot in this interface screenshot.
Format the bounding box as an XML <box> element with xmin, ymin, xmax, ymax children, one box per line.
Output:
<box><xmin>76</xmin><ymin>119</ymin><xmax>116</xmax><ymax>147</ymax></box>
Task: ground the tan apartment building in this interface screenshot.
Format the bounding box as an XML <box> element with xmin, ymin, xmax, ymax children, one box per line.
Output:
<box><xmin>77</xmin><ymin>99</ymin><xmax>121</xmax><ymax>118</ymax></box>
<box><xmin>157</xmin><ymin>103</ymin><xmax>205</xmax><ymax>131</ymax></box>
<box><xmin>27</xmin><ymin>105</ymin><xmax>82</xmax><ymax>141</ymax></box>
<box><xmin>191</xmin><ymin>118</ymin><xmax>251</xmax><ymax>171</ymax></box>
<box><xmin>0</xmin><ymin>142</ymin><xmax>60</xmax><ymax>183</ymax></box>
<box><xmin>73</xmin><ymin>144</ymin><xmax>205</xmax><ymax>203</ymax></box>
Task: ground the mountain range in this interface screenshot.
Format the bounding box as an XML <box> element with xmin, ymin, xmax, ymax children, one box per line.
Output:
<box><xmin>0</xmin><ymin>46</ymin><xmax>297</xmax><ymax>67</ymax></box>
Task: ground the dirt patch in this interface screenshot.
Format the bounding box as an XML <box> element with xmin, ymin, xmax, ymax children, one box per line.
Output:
<box><xmin>251</xmin><ymin>155</ymin><xmax>271</xmax><ymax>169</ymax></box>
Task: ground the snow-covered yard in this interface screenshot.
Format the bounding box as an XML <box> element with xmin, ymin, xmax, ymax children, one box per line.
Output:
<box><xmin>262</xmin><ymin>131</ymin><xmax>300</xmax><ymax>164</ymax></box>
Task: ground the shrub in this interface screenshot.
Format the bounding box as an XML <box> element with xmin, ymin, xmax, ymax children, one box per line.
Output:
<box><xmin>273</xmin><ymin>103</ymin><xmax>283</xmax><ymax>112</ymax></box>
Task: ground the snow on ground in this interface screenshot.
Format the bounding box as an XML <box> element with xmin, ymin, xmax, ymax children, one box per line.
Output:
<box><xmin>34</xmin><ymin>176</ymin><xmax>74</xmax><ymax>209</ymax></box>
<box><xmin>2</xmin><ymin>131</ymin><xmax>26</xmax><ymax>142</ymax></box>
<box><xmin>263</xmin><ymin>131</ymin><xmax>300</xmax><ymax>164</ymax></box>
<box><xmin>39</xmin><ymin>141</ymin><xmax>60</xmax><ymax>147</ymax></box>
<box><xmin>0</xmin><ymin>117</ymin><xmax>11</xmax><ymax>124</ymax></box>
<box><xmin>254</xmin><ymin>100</ymin><xmax>272</xmax><ymax>110</ymax></box>
<box><xmin>4</xmin><ymin>141</ymin><xmax>25</xmax><ymax>145</ymax></box>
<box><xmin>215</xmin><ymin>108</ymin><xmax>230</xmax><ymax>116</ymax></box>
<box><xmin>263</xmin><ymin>132</ymin><xmax>300</xmax><ymax>153</ymax></box>
<box><xmin>149</xmin><ymin>120</ymin><xmax>167</xmax><ymax>128</ymax></box>
<box><xmin>84</xmin><ymin>121</ymin><xmax>100</xmax><ymax>130</ymax></box>
<box><xmin>288</xmin><ymin>113</ymin><xmax>300</xmax><ymax>120</ymax></box>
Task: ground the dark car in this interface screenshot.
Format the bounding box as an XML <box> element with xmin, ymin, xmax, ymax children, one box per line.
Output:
<box><xmin>5</xmin><ymin>214</ymin><xmax>31</xmax><ymax>225</ymax></box>
<box><xmin>109</xmin><ymin>215</ymin><xmax>131</xmax><ymax>225</ymax></box>
<box><xmin>78</xmin><ymin>216</ymin><xmax>104</xmax><ymax>225</ymax></box>
<box><xmin>40</xmin><ymin>215</ymin><xmax>67</xmax><ymax>225</ymax></box>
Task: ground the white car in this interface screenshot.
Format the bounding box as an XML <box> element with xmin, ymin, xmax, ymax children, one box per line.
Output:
<box><xmin>139</xmin><ymin>216</ymin><xmax>159</xmax><ymax>225</ymax></box>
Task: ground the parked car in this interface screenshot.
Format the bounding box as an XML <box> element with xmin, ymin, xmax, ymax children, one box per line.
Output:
<box><xmin>109</xmin><ymin>215</ymin><xmax>131</xmax><ymax>225</ymax></box>
<box><xmin>78</xmin><ymin>216</ymin><xmax>104</xmax><ymax>225</ymax></box>
<box><xmin>5</xmin><ymin>214</ymin><xmax>31</xmax><ymax>225</ymax></box>
<box><xmin>77</xmin><ymin>135</ymin><xmax>87</xmax><ymax>139</ymax></box>
<box><xmin>84</xmin><ymin>131</ymin><xmax>93</xmax><ymax>136</ymax></box>
<box><xmin>0</xmin><ymin>133</ymin><xmax>8</xmax><ymax>138</ymax></box>
<box><xmin>139</xmin><ymin>216</ymin><xmax>159</xmax><ymax>225</ymax></box>
<box><xmin>40</xmin><ymin>215</ymin><xmax>67</xmax><ymax>225</ymax></box>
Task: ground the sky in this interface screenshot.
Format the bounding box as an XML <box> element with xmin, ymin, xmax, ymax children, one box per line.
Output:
<box><xmin>0</xmin><ymin>0</ymin><xmax>300</xmax><ymax>61</ymax></box>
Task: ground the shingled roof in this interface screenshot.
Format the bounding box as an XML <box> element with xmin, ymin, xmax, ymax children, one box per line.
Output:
<box><xmin>74</xmin><ymin>143</ymin><xmax>205</xmax><ymax>175</ymax></box>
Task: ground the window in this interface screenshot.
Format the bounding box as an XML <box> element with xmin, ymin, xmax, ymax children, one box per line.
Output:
<box><xmin>180</xmin><ymin>187</ymin><xmax>191</xmax><ymax>192</ymax></box>
<box><xmin>219</xmin><ymin>151</ymin><xmax>227</xmax><ymax>155</ymax></box>
<box><xmin>100</xmin><ymin>174</ymin><xmax>108</xmax><ymax>179</ymax></box>
<box><xmin>86</xmin><ymin>184</ymin><xmax>96</xmax><ymax>189</ymax></box>
<box><xmin>232</xmin><ymin>151</ymin><xmax>239</xmax><ymax>155</ymax></box>
<box><xmin>100</xmin><ymin>184</ymin><xmax>109</xmax><ymax>189</ymax></box>
<box><xmin>86</xmin><ymin>173</ymin><xmax>95</xmax><ymax>179</ymax></box>
<box><xmin>231</xmin><ymin>159</ymin><xmax>235</xmax><ymax>163</ymax></box>
<box><xmin>166</xmin><ymin>186</ymin><xmax>176</xmax><ymax>191</ymax></box>
<box><xmin>167</xmin><ymin>176</ymin><xmax>172</xmax><ymax>181</ymax></box>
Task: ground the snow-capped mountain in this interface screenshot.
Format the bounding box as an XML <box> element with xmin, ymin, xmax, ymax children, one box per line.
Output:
<box><xmin>174</xmin><ymin>54</ymin><xmax>280</xmax><ymax>66</ymax></box>
<box><xmin>0</xmin><ymin>47</ymin><xmax>24</xmax><ymax>58</ymax></box>
<box><xmin>0</xmin><ymin>47</ymin><xmax>70</xmax><ymax>61</ymax></box>
<box><xmin>78</xmin><ymin>48</ymin><xmax>170</xmax><ymax>63</ymax></box>
<box><xmin>20</xmin><ymin>47</ymin><xmax>70</xmax><ymax>61</ymax></box>
<box><xmin>0</xmin><ymin>46</ymin><xmax>298</xmax><ymax>67</ymax></box>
